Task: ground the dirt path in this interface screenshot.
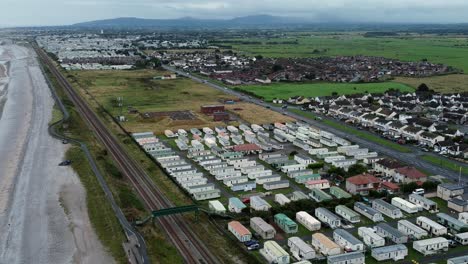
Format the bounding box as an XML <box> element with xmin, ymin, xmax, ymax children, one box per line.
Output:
<box><xmin>0</xmin><ymin>43</ymin><xmax>114</xmax><ymax>264</ymax></box>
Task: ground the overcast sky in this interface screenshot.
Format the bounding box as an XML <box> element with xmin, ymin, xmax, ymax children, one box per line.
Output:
<box><xmin>1</xmin><ymin>0</ymin><xmax>468</xmax><ymax>26</ymax></box>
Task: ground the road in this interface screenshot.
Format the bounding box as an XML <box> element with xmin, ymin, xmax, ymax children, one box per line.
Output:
<box><xmin>0</xmin><ymin>42</ymin><xmax>113</xmax><ymax>264</ymax></box>
<box><xmin>163</xmin><ymin>65</ymin><xmax>467</xmax><ymax>183</ymax></box>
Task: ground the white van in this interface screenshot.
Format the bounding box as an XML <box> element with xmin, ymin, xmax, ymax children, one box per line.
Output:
<box><xmin>412</xmin><ymin>188</ymin><xmax>425</xmax><ymax>195</ymax></box>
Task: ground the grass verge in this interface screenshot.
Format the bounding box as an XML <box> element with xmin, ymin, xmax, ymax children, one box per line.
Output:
<box><xmin>421</xmin><ymin>155</ymin><xmax>468</xmax><ymax>175</ymax></box>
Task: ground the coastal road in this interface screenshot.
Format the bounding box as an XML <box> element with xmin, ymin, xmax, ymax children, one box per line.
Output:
<box><xmin>163</xmin><ymin>65</ymin><xmax>467</xmax><ymax>183</ymax></box>
<box><xmin>0</xmin><ymin>42</ymin><xmax>113</xmax><ymax>264</ymax></box>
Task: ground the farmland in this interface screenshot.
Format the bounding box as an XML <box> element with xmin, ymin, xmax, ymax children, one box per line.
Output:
<box><xmin>394</xmin><ymin>74</ymin><xmax>468</xmax><ymax>93</ymax></box>
<box><xmin>68</xmin><ymin>70</ymin><xmax>293</xmax><ymax>134</ymax></box>
<box><xmin>238</xmin><ymin>82</ymin><xmax>414</xmax><ymax>101</ymax></box>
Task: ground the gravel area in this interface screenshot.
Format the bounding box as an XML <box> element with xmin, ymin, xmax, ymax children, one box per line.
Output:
<box><xmin>0</xmin><ymin>43</ymin><xmax>114</xmax><ymax>264</ymax></box>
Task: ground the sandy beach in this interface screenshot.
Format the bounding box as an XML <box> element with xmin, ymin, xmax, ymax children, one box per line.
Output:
<box><xmin>0</xmin><ymin>42</ymin><xmax>114</xmax><ymax>264</ymax></box>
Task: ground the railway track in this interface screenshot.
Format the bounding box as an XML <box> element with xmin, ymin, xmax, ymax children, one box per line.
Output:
<box><xmin>34</xmin><ymin>45</ymin><xmax>219</xmax><ymax>264</ymax></box>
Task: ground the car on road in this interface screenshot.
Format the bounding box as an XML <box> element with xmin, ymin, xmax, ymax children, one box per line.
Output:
<box><xmin>59</xmin><ymin>160</ymin><xmax>72</xmax><ymax>166</ymax></box>
<box><xmin>244</xmin><ymin>240</ymin><xmax>259</xmax><ymax>247</ymax></box>
<box><xmin>422</xmin><ymin>148</ymin><xmax>430</xmax><ymax>152</ymax></box>
<box><xmin>247</xmin><ymin>244</ymin><xmax>260</xmax><ymax>251</ymax></box>
<box><xmin>281</xmin><ymin>105</ymin><xmax>288</xmax><ymax>109</ymax></box>
<box><xmin>62</xmin><ymin>139</ymin><xmax>69</xmax><ymax>144</ymax></box>
<box><xmin>265</xmin><ymin>106</ymin><xmax>271</xmax><ymax>109</ymax></box>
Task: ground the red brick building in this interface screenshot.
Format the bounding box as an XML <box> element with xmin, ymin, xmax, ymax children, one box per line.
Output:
<box><xmin>213</xmin><ymin>112</ymin><xmax>230</xmax><ymax>121</ymax></box>
<box><xmin>201</xmin><ymin>105</ymin><xmax>225</xmax><ymax>115</ymax></box>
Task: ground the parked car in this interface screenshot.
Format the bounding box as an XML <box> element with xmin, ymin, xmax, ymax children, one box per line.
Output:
<box><xmin>59</xmin><ymin>160</ymin><xmax>72</xmax><ymax>166</ymax></box>
<box><xmin>247</xmin><ymin>244</ymin><xmax>260</xmax><ymax>251</ymax></box>
<box><xmin>244</xmin><ymin>240</ymin><xmax>258</xmax><ymax>247</ymax></box>
<box><xmin>412</xmin><ymin>188</ymin><xmax>425</xmax><ymax>195</ymax></box>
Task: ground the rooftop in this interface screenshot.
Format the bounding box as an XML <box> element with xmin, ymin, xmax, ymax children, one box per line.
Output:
<box><xmin>395</xmin><ymin>166</ymin><xmax>427</xmax><ymax>179</ymax></box>
<box><xmin>347</xmin><ymin>173</ymin><xmax>380</xmax><ymax>185</ymax></box>
<box><xmin>372</xmin><ymin>244</ymin><xmax>407</xmax><ymax>254</ymax></box>
<box><xmin>228</xmin><ymin>221</ymin><xmax>251</xmax><ymax>236</ymax></box>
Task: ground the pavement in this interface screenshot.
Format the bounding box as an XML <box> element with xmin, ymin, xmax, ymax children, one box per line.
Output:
<box><xmin>0</xmin><ymin>42</ymin><xmax>113</xmax><ymax>264</ymax></box>
<box><xmin>162</xmin><ymin>65</ymin><xmax>467</xmax><ymax>184</ymax></box>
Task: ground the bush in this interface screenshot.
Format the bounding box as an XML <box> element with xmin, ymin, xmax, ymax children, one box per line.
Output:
<box><xmin>308</xmin><ymin>162</ymin><xmax>324</xmax><ymax>170</ymax></box>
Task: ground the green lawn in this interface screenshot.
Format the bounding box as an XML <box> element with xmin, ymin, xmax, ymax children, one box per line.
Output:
<box><xmin>421</xmin><ymin>155</ymin><xmax>468</xmax><ymax>175</ymax></box>
<box><xmin>240</xmin><ymin>82</ymin><xmax>414</xmax><ymax>101</ymax></box>
<box><xmin>290</xmin><ymin>109</ymin><xmax>412</xmax><ymax>153</ymax></box>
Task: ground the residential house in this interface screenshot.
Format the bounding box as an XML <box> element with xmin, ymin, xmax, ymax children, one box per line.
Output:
<box><xmin>346</xmin><ymin>173</ymin><xmax>381</xmax><ymax>195</ymax></box>
<box><xmin>373</xmin><ymin>158</ymin><xmax>405</xmax><ymax>177</ymax></box>
<box><xmin>393</xmin><ymin>166</ymin><xmax>427</xmax><ymax>184</ymax></box>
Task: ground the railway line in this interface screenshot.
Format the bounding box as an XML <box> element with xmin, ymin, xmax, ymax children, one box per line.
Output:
<box><xmin>34</xmin><ymin>45</ymin><xmax>220</xmax><ymax>264</ymax></box>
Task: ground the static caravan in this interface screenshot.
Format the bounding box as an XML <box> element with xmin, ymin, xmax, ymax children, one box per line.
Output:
<box><xmin>187</xmin><ymin>183</ymin><xmax>216</xmax><ymax>194</ymax></box>
<box><xmin>214</xmin><ymin>171</ymin><xmax>243</xmax><ymax>180</ymax></box>
<box><xmin>333</xmin><ymin>229</ymin><xmax>364</xmax><ymax>251</ymax></box>
<box><xmin>315</xmin><ymin>208</ymin><xmax>341</xmax><ymax>229</ymax></box>
<box><xmin>223</xmin><ymin>176</ymin><xmax>248</xmax><ymax>187</ymax></box>
<box><xmin>413</xmin><ymin>237</ymin><xmax>448</xmax><ymax>255</ymax></box>
<box><xmin>291</xmin><ymin>191</ymin><xmax>309</xmax><ymax>201</ymax></box>
<box><xmin>288</xmin><ymin>237</ymin><xmax>316</xmax><ymax>261</ymax></box>
<box><xmin>454</xmin><ymin>232</ymin><xmax>468</xmax><ymax>245</ymax></box>
<box><xmin>248</xmin><ymin>169</ymin><xmax>273</xmax><ymax>180</ymax></box>
<box><xmin>305</xmin><ymin>179</ymin><xmax>330</xmax><ymax>190</ymax></box>
<box><xmin>331</xmin><ymin>159</ymin><xmax>357</xmax><ymax>169</ymax></box>
<box><xmin>231</xmin><ymin>181</ymin><xmax>256</xmax><ymax>192</ymax></box>
<box><xmin>240</xmin><ymin>165</ymin><xmax>265</xmax><ymax>174</ymax></box>
<box><xmin>309</xmin><ymin>148</ymin><xmax>329</xmax><ymax>156</ymax></box>
<box><xmin>295</xmin><ymin>174</ymin><xmax>321</xmax><ymax>184</ymax></box>
<box><xmin>391</xmin><ymin>197</ymin><xmax>420</xmax><ymax>214</ymax></box>
<box><xmin>287</xmin><ymin>169</ymin><xmax>315</xmax><ymax>179</ymax></box>
<box><xmin>260</xmin><ymin>241</ymin><xmax>290</xmax><ymax>264</ymax></box>
<box><xmin>371</xmin><ymin>244</ymin><xmax>408</xmax><ymax>261</ymax></box>
<box><xmin>409</xmin><ymin>194</ymin><xmax>438</xmax><ymax>212</ymax></box>
<box><xmin>358</xmin><ymin>227</ymin><xmax>385</xmax><ymax>248</ymax></box>
<box><xmin>337</xmin><ymin>145</ymin><xmax>359</xmax><ymax>154</ymax></box>
<box><xmin>281</xmin><ymin>163</ymin><xmax>307</xmax><ymax>173</ymax></box>
<box><xmin>372</xmin><ymin>199</ymin><xmax>403</xmax><ymax>219</ymax></box>
<box><xmin>257</xmin><ymin>175</ymin><xmax>282</xmax><ymax>185</ymax></box>
<box><xmin>203</xmin><ymin>162</ymin><xmax>228</xmax><ymax>170</ymax></box>
<box><xmin>448</xmin><ymin>256</ymin><xmax>468</xmax><ymax>264</ymax></box>
<box><xmin>165</xmin><ymin>164</ymin><xmax>193</xmax><ymax>173</ymax></box>
<box><xmin>198</xmin><ymin>158</ymin><xmax>222</xmax><ymax>166</ymax></box>
<box><xmin>354</xmin><ymin>202</ymin><xmax>384</xmax><ymax>222</ymax></box>
<box><xmin>294</xmin><ymin>154</ymin><xmax>315</xmax><ymax>165</ymax></box>
<box><xmin>264</xmin><ymin>180</ymin><xmax>290</xmax><ymax>190</ymax></box>
<box><xmin>228</xmin><ymin>197</ymin><xmax>246</xmax><ymax>213</ymax></box>
<box><xmin>228</xmin><ymin>221</ymin><xmax>252</xmax><ymax>242</ymax></box>
<box><xmin>375</xmin><ymin>223</ymin><xmax>408</xmax><ymax>244</ymax></box>
<box><xmin>159</xmin><ymin>159</ymin><xmax>187</xmax><ymax>168</ymax></box>
<box><xmin>275</xmin><ymin>193</ymin><xmax>291</xmax><ymax>206</ymax></box>
<box><xmin>180</xmin><ymin>178</ymin><xmax>208</xmax><ymax>188</ymax></box>
<box><xmin>210</xmin><ymin>166</ymin><xmax>237</xmax><ymax>176</ymax></box>
<box><xmin>259</xmin><ymin>152</ymin><xmax>283</xmax><ymax>161</ymax></box>
<box><xmin>208</xmin><ymin>200</ymin><xmax>226</xmax><ymax>214</ymax></box>
<box><xmin>227</xmin><ymin>125</ymin><xmax>238</xmax><ymax>133</ymax></box>
<box><xmin>177</xmin><ymin>129</ymin><xmax>187</xmax><ymax>137</ymax></box>
<box><xmin>311</xmin><ymin>233</ymin><xmax>341</xmax><ymax>256</ymax></box>
<box><xmin>335</xmin><ymin>205</ymin><xmax>360</xmax><ymax>223</ymax></box>
<box><xmin>164</xmin><ymin>130</ymin><xmax>177</xmax><ymax>138</ymax></box>
<box><xmin>330</xmin><ymin>187</ymin><xmax>352</xmax><ymax>199</ymax></box>
<box><xmin>296</xmin><ymin>211</ymin><xmax>321</xmax><ymax>231</ymax></box>
<box><xmin>309</xmin><ymin>188</ymin><xmax>333</xmax><ymax>202</ymax></box>
<box><xmin>327</xmin><ymin>252</ymin><xmax>365</xmax><ymax>264</ymax></box>
<box><xmin>250</xmin><ymin>217</ymin><xmax>276</xmax><ymax>239</ymax></box>
<box><xmin>459</xmin><ymin>212</ymin><xmax>468</xmax><ymax>224</ymax></box>
<box><xmin>275</xmin><ymin>213</ymin><xmax>298</xmax><ymax>234</ymax></box>
<box><xmin>398</xmin><ymin>220</ymin><xmax>428</xmax><ymax>239</ymax></box>
<box><xmin>416</xmin><ymin>216</ymin><xmax>448</xmax><ymax>236</ymax></box>
<box><xmin>250</xmin><ymin>196</ymin><xmax>272</xmax><ymax>211</ymax></box>
<box><xmin>192</xmin><ymin>189</ymin><xmax>221</xmax><ymax>201</ymax></box>
<box><xmin>324</xmin><ymin>155</ymin><xmax>345</xmax><ymax>163</ymax></box>
<box><xmin>437</xmin><ymin>213</ymin><xmax>468</xmax><ymax>233</ymax></box>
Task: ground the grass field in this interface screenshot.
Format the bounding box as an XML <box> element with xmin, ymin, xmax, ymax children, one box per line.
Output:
<box><xmin>421</xmin><ymin>155</ymin><xmax>468</xmax><ymax>175</ymax></box>
<box><xmin>395</xmin><ymin>74</ymin><xmax>468</xmax><ymax>93</ymax></box>
<box><xmin>69</xmin><ymin>70</ymin><xmax>292</xmax><ymax>134</ymax></box>
<box><xmin>290</xmin><ymin>109</ymin><xmax>412</xmax><ymax>153</ymax></box>
<box><xmin>240</xmin><ymin>82</ymin><xmax>414</xmax><ymax>101</ymax></box>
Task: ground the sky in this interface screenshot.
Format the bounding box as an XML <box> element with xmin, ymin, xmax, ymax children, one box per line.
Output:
<box><xmin>1</xmin><ymin>0</ymin><xmax>468</xmax><ymax>26</ymax></box>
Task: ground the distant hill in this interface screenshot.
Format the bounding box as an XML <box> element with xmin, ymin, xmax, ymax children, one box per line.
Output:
<box><xmin>72</xmin><ymin>15</ymin><xmax>309</xmax><ymax>29</ymax></box>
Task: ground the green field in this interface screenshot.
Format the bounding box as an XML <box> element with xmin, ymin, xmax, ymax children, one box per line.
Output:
<box><xmin>241</xmin><ymin>82</ymin><xmax>414</xmax><ymax>101</ymax></box>
<box><xmin>224</xmin><ymin>34</ymin><xmax>468</xmax><ymax>72</ymax></box>
<box><xmin>421</xmin><ymin>155</ymin><xmax>468</xmax><ymax>175</ymax></box>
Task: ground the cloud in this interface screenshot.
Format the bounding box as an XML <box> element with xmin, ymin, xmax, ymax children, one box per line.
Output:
<box><xmin>1</xmin><ymin>0</ymin><xmax>468</xmax><ymax>26</ymax></box>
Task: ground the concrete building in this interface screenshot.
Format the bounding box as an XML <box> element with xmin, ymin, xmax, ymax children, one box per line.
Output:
<box><xmin>437</xmin><ymin>183</ymin><xmax>465</xmax><ymax>201</ymax></box>
<box><xmin>250</xmin><ymin>196</ymin><xmax>272</xmax><ymax>211</ymax></box>
<box><xmin>275</xmin><ymin>213</ymin><xmax>298</xmax><ymax>234</ymax></box>
<box><xmin>288</xmin><ymin>237</ymin><xmax>316</xmax><ymax>261</ymax></box>
<box><xmin>375</xmin><ymin>223</ymin><xmax>408</xmax><ymax>244</ymax></box>
<box><xmin>296</xmin><ymin>211</ymin><xmax>321</xmax><ymax>231</ymax></box>
<box><xmin>311</xmin><ymin>233</ymin><xmax>341</xmax><ymax>256</ymax></box>
<box><xmin>354</xmin><ymin>202</ymin><xmax>384</xmax><ymax>222</ymax></box>
<box><xmin>371</xmin><ymin>244</ymin><xmax>408</xmax><ymax>261</ymax></box>
<box><xmin>333</xmin><ymin>229</ymin><xmax>364</xmax><ymax>251</ymax></box>
<box><xmin>327</xmin><ymin>252</ymin><xmax>365</xmax><ymax>264</ymax></box>
<box><xmin>250</xmin><ymin>217</ymin><xmax>276</xmax><ymax>239</ymax></box>
<box><xmin>260</xmin><ymin>240</ymin><xmax>290</xmax><ymax>264</ymax></box>
<box><xmin>416</xmin><ymin>216</ymin><xmax>448</xmax><ymax>236</ymax></box>
<box><xmin>228</xmin><ymin>197</ymin><xmax>246</xmax><ymax>213</ymax></box>
<box><xmin>448</xmin><ymin>198</ymin><xmax>468</xmax><ymax>213</ymax></box>
<box><xmin>315</xmin><ymin>208</ymin><xmax>341</xmax><ymax>229</ymax></box>
<box><xmin>372</xmin><ymin>199</ymin><xmax>403</xmax><ymax>219</ymax></box>
<box><xmin>335</xmin><ymin>205</ymin><xmax>360</xmax><ymax>223</ymax></box>
<box><xmin>413</xmin><ymin>237</ymin><xmax>449</xmax><ymax>255</ymax></box>
<box><xmin>228</xmin><ymin>221</ymin><xmax>252</xmax><ymax>242</ymax></box>
<box><xmin>358</xmin><ymin>227</ymin><xmax>385</xmax><ymax>248</ymax></box>
<box><xmin>398</xmin><ymin>220</ymin><xmax>428</xmax><ymax>239</ymax></box>
<box><xmin>391</xmin><ymin>197</ymin><xmax>421</xmax><ymax>214</ymax></box>
<box><xmin>409</xmin><ymin>194</ymin><xmax>438</xmax><ymax>212</ymax></box>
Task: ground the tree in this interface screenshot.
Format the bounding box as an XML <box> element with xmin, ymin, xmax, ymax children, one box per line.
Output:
<box><xmin>328</xmin><ymin>166</ymin><xmax>346</xmax><ymax>177</ymax></box>
<box><xmin>272</xmin><ymin>64</ymin><xmax>283</xmax><ymax>72</ymax></box>
<box><xmin>289</xmin><ymin>150</ymin><xmax>298</xmax><ymax>157</ymax></box>
<box><xmin>347</xmin><ymin>164</ymin><xmax>368</xmax><ymax>177</ymax></box>
<box><xmin>417</xmin><ymin>83</ymin><xmax>430</xmax><ymax>92</ymax></box>
<box><xmin>400</xmin><ymin>182</ymin><xmax>419</xmax><ymax>194</ymax></box>
<box><xmin>308</xmin><ymin>162</ymin><xmax>324</xmax><ymax>170</ymax></box>
<box><xmin>332</xmin><ymin>91</ymin><xmax>338</xmax><ymax>96</ymax></box>
<box><xmin>422</xmin><ymin>181</ymin><xmax>438</xmax><ymax>192</ymax></box>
